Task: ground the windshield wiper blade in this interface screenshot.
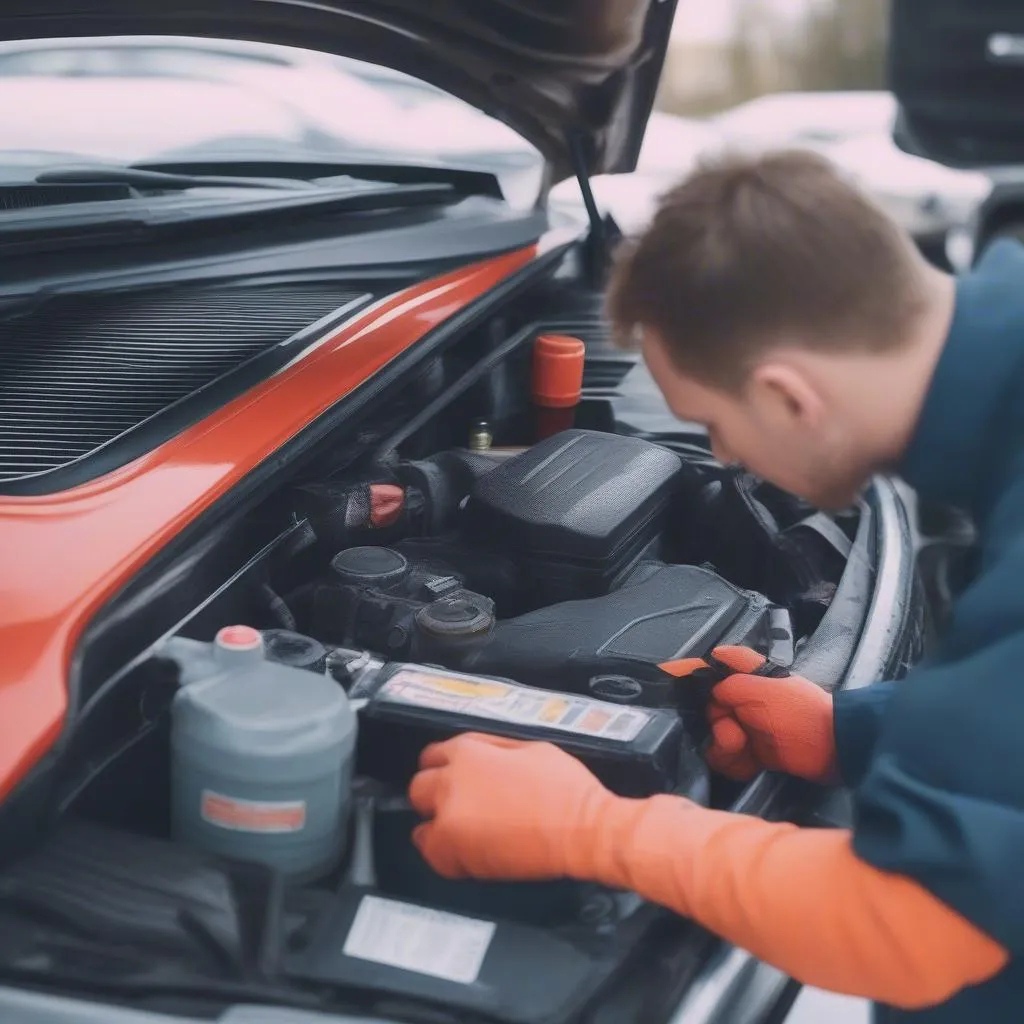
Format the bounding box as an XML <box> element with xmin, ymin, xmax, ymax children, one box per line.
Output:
<box><xmin>137</xmin><ymin>156</ymin><xmax>506</xmax><ymax>200</ymax></box>
<box><xmin>35</xmin><ymin>165</ymin><xmax>311</xmax><ymax>192</ymax></box>
<box><xmin>0</xmin><ymin>179</ymin><xmax>461</xmax><ymax>255</ymax></box>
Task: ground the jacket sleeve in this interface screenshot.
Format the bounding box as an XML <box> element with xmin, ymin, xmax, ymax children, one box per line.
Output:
<box><xmin>584</xmin><ymin>801</ymin><xmax>1008</xmax><ymax>1009</ymax></box>
<box><xmin>602</xmin><ymin>554</ymin><xmax>1024</xmax><ymax>1003</ymax></box>
<box><xmin>832</xmin><ymin>681</ymin><xmax>898</xmax><ymax>787</ymax></box>
<box><xmin>850</xmin><ymin>635</ymin><xmax>1024</xmax><ymax>957</ymax></box>
<box><xmin>848</xmin><ymin>541</ymin><xmax>1024</xmax><ymax>958</ymax></box>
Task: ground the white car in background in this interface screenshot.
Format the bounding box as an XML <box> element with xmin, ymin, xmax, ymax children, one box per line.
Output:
<box><xmin>710</xmin><ymin>90</ymin><xmax>992</xmax><ymax>270</ymax></box>
<box><xmin>552</xmin><ymin>90</ymin><xmax>993</xmax><ymax>269</ymax></box>
<box><xmin>550</xmin><ymin>111</ymin><xmax>721</xmax><ymax>232</ymax></box>
<box><xmin>711</xmin><ymin>90</ymin><xmax>897</xmax><ymax>153</ymax></box>
<box><xmin>826</xmin><ymin>131</ymin><xmax>991</xmax><ymax>271</ymax></box>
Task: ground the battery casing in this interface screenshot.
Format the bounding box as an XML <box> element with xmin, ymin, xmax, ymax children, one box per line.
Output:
<box><xmin>351</xmin><ymin>661</ymin><xmax>686</xmax><ymax>797</ymax></box>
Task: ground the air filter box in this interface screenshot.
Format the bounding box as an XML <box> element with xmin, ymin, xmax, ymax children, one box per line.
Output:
<box><xmin>461</xmin><ymin>430</ymin><xmax>684</xmax><ymax>604</ymax></box>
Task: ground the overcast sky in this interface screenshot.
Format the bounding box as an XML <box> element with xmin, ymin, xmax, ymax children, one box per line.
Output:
<box><xmin>672</xmin><ymin>0</ymin><xmax>815</xmax><ymax>43</ymax></box>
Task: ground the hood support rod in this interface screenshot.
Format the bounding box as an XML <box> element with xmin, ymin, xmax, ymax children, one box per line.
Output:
<box><xmin>567</xmin><ymin>131</ymin><xmax>612</xmax><ymax>283</ymax></box>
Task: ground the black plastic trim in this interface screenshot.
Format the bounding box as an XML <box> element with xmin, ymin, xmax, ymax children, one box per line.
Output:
<box><xmin>0</xmin><ymin>204</ymin><xmax>554</xmax><ymax>303</ymax></box>
<box><xmin>0</xmin><ymin>291</ymin><xmax>374</xmax><ymax>496</ymax></box>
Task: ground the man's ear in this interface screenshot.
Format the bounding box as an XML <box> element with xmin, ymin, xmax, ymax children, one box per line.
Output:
<box><xmin>747</xmin><ymin>362</ymin><xmax>826</xmax><ymax>427</ymax></box>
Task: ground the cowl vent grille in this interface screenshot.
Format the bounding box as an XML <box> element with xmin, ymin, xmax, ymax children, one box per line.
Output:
<box><xmin>0</xmin><ymin>183</ymin><xmax>135</xmax><ymax>210</ymax></box>
<box><xmin>0</xmin><ymin>283</ymin><xmax>368</xmax><ymax>492</ymax></box>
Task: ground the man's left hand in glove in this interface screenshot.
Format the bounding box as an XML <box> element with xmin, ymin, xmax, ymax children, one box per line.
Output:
<box><xmin>408</xmin><ymin>733</ymin><xmax>1007</xmax><ymax>1010</ymax></box>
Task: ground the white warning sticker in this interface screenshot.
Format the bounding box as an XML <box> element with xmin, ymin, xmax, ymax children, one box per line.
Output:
<box><xmin>343</xmin><ymin>895</ymin><xmax>495</xmax><ymax>985</ymax></box>
<box><xmin>378</xmin><ymin>667</ymin><xmax>651</xmax><ymax>743</ymax></box>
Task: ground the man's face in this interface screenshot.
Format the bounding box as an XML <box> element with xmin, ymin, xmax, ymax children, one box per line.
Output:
<box><xmin>641</xmin><ymin>331</ymin><xmax>870</xmax><ymax>510</ymax></box>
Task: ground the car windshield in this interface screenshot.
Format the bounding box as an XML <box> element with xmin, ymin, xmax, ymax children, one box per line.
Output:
<box><xmin>0</xmin><ymin>35</ymin><xmax>546</xmax><ymax>207</ymax></box>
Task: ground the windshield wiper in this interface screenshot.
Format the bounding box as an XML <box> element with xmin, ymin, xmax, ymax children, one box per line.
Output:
<box><xmin>136</xmin><ymin>155</ymin><xmax>506</xmax><ymax>200</ymax></box>
<box><xmin>0</xmin><ymin>177</ymin><xmax>461</xmax><ymax>255</ymax></box>
<box><xmin>36</xmin><ymin>165</ymin><xmax>311</xmax><ymax>192</ymax></box>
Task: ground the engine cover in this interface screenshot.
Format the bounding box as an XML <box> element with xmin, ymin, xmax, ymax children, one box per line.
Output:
<box><xmin>299</xmin><ymin>430</ymin><xmax>794</xmax><ymax>696</ymax></box>
<box><xmin>461</xmin><ymin>430</ymin><xmax>685</xmax><ymax>604</ymax></box>
<box><xmin>458</xmin><ymin>562</ymin><xmax>788</xmax><ymax>695</ymax></box>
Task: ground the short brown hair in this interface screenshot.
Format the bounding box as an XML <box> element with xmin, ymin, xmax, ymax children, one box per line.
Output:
<box><xmin>605</xmin><ymin>149</ymin><xmax>928</xmax><ymax>386</ymax></box>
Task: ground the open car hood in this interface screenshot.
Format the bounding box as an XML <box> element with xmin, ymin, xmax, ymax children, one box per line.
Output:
<box><xmin>0</xmin><ymin>0</ymin><xmax>679</xmax><ymax>182</ymax></box>
<box><xmin>891</xmin><ymin>0</ymin><xmax>1024</xmax><ymax>168</ymax></box>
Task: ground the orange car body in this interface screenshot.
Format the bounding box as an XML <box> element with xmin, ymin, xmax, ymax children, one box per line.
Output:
<box><xmin>0</xmin><ymin>244</ymin><xmax>542</xmax><ymax>801</ymax></box>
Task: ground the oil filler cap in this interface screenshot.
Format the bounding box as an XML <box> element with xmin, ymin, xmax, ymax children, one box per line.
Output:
<box><xmin>588</xmin><ymin>675</ymin><xmax>643</xmax><ymax>705</ymax></box>
<box><xmin>331</xmin><ymin>546</ymin><xmax>409</xmax><ymax>590</ymax></box>
<box><xmin>415</xmin><ymin>596</ymin><xmax>494</xmax><ymax>638</ymax></box>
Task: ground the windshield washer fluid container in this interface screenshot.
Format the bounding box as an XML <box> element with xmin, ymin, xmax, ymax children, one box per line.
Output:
<box><xmin>169</xmin><ymin>625</ymin><xmax>357</xmax><ymax>881</ymax></box>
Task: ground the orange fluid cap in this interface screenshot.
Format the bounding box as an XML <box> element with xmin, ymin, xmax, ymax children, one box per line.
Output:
<box><xmin>216</xmin><ymin>625</ymin><xmax>262</xmax><ymax>651</ymax></box>
<box><xmin>532</xmin><ymin>334</ymin><xmax>585</xmax><ymax>409</ymax></box>
<box><xmin>369</xmin><ymin>483</ymin><xmax>405</xmax><ymax>528</ymax></box>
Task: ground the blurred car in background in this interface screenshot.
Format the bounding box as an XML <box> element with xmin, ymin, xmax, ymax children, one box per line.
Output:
<box><xmin>890</xmin><ymin>0</ymin><xmax>1024</xmax><ymax>273</ymax></box>
<box><xmin>953</xmin><ymin>164</ymin><xmax>1024</xmax><ymax>271</ymax></box>
<box><xmin>828</xmin><ymin>131</ymin><xmax>992</xmax><ymax>271</ymax></box>
<box><xmin>550</xmin><ymin>111</ymin><xmax>721</xmax><ymax>232</ymax></box>
<box><xmin>711</xmin><ymin>89</ymin><xmax>897</xmax><ymax>152</ymax></box>
<box><xmin>568</xmin><ymin>87</ymin><xmax>993</xmax><ymax>272</ymax></box>
<box><xmin>710</xmin><ymin>89</ymin><xmax>995</xmax><ymax>270</ymax></box>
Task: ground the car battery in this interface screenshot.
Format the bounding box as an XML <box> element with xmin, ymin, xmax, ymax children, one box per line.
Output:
<box><xmin>348</xmin><ymin>660</ymin><xmax>687</xmax><ymax>797</ymax></box>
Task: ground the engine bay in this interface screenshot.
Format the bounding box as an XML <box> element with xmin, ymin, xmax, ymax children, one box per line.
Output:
<box><xmin>0</xmin><ymin>416</ymin><xmax>859</xmax><ymax>1024</ymax></box>
<box><xmin>287</xmin><ymin>429</ymin><xmax>795</xmax><ymax>794</ymax></box>
<box><xmin>0</xmin><ymin>253</ymin><xmax>873</xmax><ymax>1024</ymax></box>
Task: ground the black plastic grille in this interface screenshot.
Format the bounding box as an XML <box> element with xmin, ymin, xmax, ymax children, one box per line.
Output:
<box><xmin>584</xmin><ymin>358</ymin><xmax>635</xmax><ymax>391</ymax></box>
<box><xmin>0</xmin><ymin>283</ymin><xmax>367</xmax><ymax>487</ymax></box>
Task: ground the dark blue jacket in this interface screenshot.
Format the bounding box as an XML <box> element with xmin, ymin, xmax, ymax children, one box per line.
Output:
<box><xmin>834</xmin><ymin>239</ymin><xmax>1024</xmax><ymax>1023</ymax></box>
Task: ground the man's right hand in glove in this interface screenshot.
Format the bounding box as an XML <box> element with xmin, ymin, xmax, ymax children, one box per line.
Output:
<box><xmin>662</xmin><ymin>646</ymin><xmax>837</xmax><ymax>783</ymax></box>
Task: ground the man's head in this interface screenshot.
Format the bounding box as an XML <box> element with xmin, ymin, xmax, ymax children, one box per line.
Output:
<box><xmin>606</xmin><ymin>149</ymin><xmax>954</xmax><ymax>509</ymax></box>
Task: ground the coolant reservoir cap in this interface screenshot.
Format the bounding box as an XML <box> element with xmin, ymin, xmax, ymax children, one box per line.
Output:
<box><xmin>216</xmin><ymin>625</ymin><xmax>262</xmax><ymax>651</ymax></box>
<box><xmin>215</xmin><ymin>622</ymin><xmax>262</xmax><ymax>647</ymax></box>
<box><xmin>331</xmin><ymin>545</ymin><xmax>409</xmax><ymax>589</ymax></box>
<box><xmin>415</xmin><ymin>596</ymin><xmax>494</xmax><ymax>637</ymax></box>
<box><xmin>214</xmin><ymin>625</ymin><xmax>265</xmax><ymax>665</ymax></box>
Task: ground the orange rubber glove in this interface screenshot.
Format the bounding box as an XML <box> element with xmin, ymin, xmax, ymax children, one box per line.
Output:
<box><xmin>409</xmin><ymin>734</ymin><xmax>1008</xmax><ymax>1009</ymax></box>
<box><xmin>661</xmin><ymin>646</ymin><xmax>837</xmax><ymax>783</ymax></box>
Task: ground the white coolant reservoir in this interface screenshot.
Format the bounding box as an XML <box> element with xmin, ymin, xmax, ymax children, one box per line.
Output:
<box><xmin>169</xmin><ymin>625</ymin><xmax>357</xmax><ymax>881</ymax></box>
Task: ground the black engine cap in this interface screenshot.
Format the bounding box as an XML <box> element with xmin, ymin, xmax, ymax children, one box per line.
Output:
<box><xmin>415</xmin><ymin>595</ymin><xmax>494</xmax><ymax>638</ymax></box>
<box><xmin>331</xmin><ymin>546</ymin><xmax>409</xmax><ymax>588</ymax></box>
<box><xmin>588</xmin><ymin>675</ymin><xmax>644</xmax><ymax>705</ymax></box>
<box><xmin>262</xmin><ymin>629</ymin><xmax>328</xmax><ymax>675</ymax></box>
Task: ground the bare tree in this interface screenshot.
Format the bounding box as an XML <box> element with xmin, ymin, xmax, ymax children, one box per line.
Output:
<box><xmin>657</xmin><ymin>0</ymin><xmax>890</xmax><ymax>116</ymax></box>
<box><xmin>784</xmin><ymin>0</ymin><xmax>889</xmax><ymax>91</ymax></box>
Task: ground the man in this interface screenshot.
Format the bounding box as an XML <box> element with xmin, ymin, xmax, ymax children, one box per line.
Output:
<box><xmin>406</xmin><ymin>150</ymin><xmax>1023</xmax><ymax>1022</ymax></box>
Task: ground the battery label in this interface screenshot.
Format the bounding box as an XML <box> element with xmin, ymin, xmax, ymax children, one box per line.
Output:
<box><xmin>377</xmin><ymin>667</ymin><xmax>651</xmax><ymax>743</ymax></box>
